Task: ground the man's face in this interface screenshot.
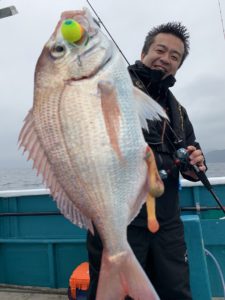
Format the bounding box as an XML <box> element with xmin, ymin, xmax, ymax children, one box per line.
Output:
<box><xmin>141</xmin><ymin>33</ymin><xmax>185</xmax><ymax>77</ymax></box>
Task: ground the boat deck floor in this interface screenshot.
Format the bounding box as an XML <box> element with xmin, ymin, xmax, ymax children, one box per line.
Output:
<box><xmin>0</xmin><ymin>287</ymin><xmax>223</xmax><ymax>300</ymax></box>
<box><xmin>0</xmin><ymin>286</ymin><xmax>68</xmax><ymax>300</ymax></box>
<box><xmin>0</xmin><ymin>292</ymin><xmax>68</xmax><ymax>299</ymax></box>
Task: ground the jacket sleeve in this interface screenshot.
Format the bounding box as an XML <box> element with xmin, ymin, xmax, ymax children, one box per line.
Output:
<box><xmin>180</xmin><ymin>107</ymin><xmax>207</xmax><ymax>181</ymax></box>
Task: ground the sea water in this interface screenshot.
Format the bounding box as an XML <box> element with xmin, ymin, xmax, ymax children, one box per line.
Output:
<box><xmin>0</xmin><ymin>163</ymin><xmax>225</xmax><ymax>191</ymax></box>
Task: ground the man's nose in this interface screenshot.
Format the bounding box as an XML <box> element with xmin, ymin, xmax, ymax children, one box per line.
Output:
<box><xmin>160</xmin><ymin>53</ymin><xmax>170</xmax><ymax>64</ymax></box>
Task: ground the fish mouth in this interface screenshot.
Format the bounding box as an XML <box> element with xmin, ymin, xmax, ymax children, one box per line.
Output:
<box><xmin>68</xmin><ymin>44</ymin><xmax>112</xmax><ymax>82</ymax></box>
<box><xmin>69</xmin><ymin>57</ymin><xmax>111</xmax><ymax>82</ymax></box>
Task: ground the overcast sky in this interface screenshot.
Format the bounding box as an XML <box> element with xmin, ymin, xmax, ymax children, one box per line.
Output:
<box><xmin>0</xmin><ymin>0</ymin><xmax>225</xmax><ymax>168</ymax></box>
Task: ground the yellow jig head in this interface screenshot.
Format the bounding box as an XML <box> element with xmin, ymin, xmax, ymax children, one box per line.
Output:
<box><xmin>61</xmin><ymin>19</ymin><xmax>87</xmax><ymax>45</ymax></box>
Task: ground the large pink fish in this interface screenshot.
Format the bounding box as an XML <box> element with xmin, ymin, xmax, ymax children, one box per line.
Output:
<box><xmin>19</xmin><ymin>8</ymin><xmax>166</xmax><ymax>300</ymax></box>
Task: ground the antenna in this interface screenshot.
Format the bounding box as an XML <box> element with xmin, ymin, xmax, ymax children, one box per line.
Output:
<box><xmin>0</xmin><ymin>5</ymin><xmax>18</xmax><ymax>19</ymax></box>
<box><xmin>218</xmin><ymin>0</ymin><xmax>225</xmax><ymax>40</ymax></box>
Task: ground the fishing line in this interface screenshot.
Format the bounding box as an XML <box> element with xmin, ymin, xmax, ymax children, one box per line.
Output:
<box><xmin>86</xmin><ymin>0</ymin><xmax>181</xmax><ymax>146</ymax></box>
<box><xmin>86</xmin><ymin>0</ymin><xmax>130</xmax><ymax>65</ymax></box>
<box><xmin>218</xmin><ymin>0</ymin><xmax>225</xmax><ymax>40</ymax></box>
<box><xmin>86</xmin><ymin>0</ymin><xmax>183</xmax><ymax>149</ymax></box>
<box><xmin>85</xmin><ymin>1</ymin><xmax>200</xmax><ymax>153</ymax></box>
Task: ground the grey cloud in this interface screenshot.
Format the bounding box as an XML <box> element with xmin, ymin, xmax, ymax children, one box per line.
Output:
<box><xmin>174</xmin><ymin>74</ymin><xmax>225</xmax><ymax>151</ymax></box>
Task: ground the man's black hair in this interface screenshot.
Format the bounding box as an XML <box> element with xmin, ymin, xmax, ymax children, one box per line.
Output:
<box><xmin>142</xmin><ymin>22</ymin><xmax>190</xmax><ymax>67</ymax></box>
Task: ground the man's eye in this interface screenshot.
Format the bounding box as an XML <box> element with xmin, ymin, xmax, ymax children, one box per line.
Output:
<box><xmin>171</xmin><ymin>55</ymin><xmax>178</xmax><ymax>61</ymax></box>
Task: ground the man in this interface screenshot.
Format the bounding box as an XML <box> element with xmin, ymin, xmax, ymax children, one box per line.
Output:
<box><xmin>87</xmin><ymin>22</ymin><xmax>206</xmax><ymax>300</ymax></box>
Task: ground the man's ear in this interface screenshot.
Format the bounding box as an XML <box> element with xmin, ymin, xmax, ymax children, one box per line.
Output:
<box><xmin>141</xmin><ymin>52</ymin><xmax>145</xmax><ymax>62</ymax></box>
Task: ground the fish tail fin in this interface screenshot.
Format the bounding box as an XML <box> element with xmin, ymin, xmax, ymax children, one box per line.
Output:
<box><xmin>96</xmin><ymin>246</ymin><xmax>159</xmax><ymax>300</ymax></box>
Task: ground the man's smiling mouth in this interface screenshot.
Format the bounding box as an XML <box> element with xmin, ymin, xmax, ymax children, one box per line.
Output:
<box><xmin>152</xmin><ymin>65</ymin><xmax>168</xmax><ymax>73</ymax></box>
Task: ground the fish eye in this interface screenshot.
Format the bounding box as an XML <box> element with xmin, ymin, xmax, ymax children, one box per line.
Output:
<box><xmin>50</xmin><ymin>44</ymin><xmax>66</xmax><ymax>58</ymax></box>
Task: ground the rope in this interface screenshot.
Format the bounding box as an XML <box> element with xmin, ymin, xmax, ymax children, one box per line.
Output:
<box><xmin>205</xmin><ymin>248</ymin><xmax>225</xmax><ymax>299</ymax></box>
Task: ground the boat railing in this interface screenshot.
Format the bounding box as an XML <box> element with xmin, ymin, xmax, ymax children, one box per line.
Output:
<box><xmin>0</xmin><ymin>176</ymin><xmax>225</xmax><ymax>197</ymax></box>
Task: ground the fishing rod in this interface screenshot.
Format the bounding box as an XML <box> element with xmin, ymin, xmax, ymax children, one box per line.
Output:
<box><xmin>192</xmin><ymin>166</ymin><xmax>225</xmax><ymax>213</ymax></box>
<box><xmin>86</xmin><ymin>1</ymin><xmax>225</xmax><ymax>215</ymax></box>
<box><xmin>176</xmin><ymin>148</ymin><xmax>225</xmax><ymax>214</ymax></box>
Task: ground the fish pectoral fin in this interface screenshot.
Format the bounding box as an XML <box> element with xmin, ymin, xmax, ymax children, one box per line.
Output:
<box><xmin>98</xmin><ymin>80</ymin><xmax>123</xmax><ymax>159</ymax></box>
<box><xmin>133</xmin><ymin>86</ymin><xmax>168</xmax><ymax>132</ymax></box>
<box><xmin>98</xmin><ymin>80</ymin><xmax>121</xmax><ymax>107</ymax></box>
<box><xmin>145</xmin><ymin>146</ymin><xmax>164</xmax><ymax>233</ymax></box>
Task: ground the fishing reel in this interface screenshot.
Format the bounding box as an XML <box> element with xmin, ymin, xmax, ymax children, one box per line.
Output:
<box><xmin>158</xmin><ymin>169</ymin><xmax>168</xmax><ymax>180</ymax></box>
<box><xmin>158</xmin><ymin>148</ymin><xmax>191</xmax><ymax>180</ymax></box>
<box><xmin>174</xmin><ymin>147</ymin><xmax>193</xmax><ymax>172</ymax></box>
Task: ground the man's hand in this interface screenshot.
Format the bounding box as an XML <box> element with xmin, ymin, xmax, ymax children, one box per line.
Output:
<box><xmin>187</xmin><ymin>145</ymin><xmax>206</xmax><ymax>172</ymax></box>
<box><xmin>182</xmin><ymin>145</ymin><xmax>206</xmax><ymax>180</ymax></box>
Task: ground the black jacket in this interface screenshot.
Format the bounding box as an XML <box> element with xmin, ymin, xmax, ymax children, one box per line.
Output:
<box><xmin>128</xmin><ymin>61</ymin><xmax>202</xmax><ymax>228</ymax></box>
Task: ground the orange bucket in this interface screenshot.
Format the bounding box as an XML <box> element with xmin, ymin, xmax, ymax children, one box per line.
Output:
<box><xmin>69</xmin><ymin>262</ymin><xmax>90</xmax><ymax>299</ymax></box>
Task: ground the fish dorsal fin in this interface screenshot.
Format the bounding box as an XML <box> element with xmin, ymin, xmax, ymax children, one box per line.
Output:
<box><xmin>18</xmin><ymin>110</ymin><xmax>94</xmax><ymax>234</ymax></box>
<box><xmin>133</xmin><ymin>86</ymin><xmax>168</xmax><ymax>132</ymax></box>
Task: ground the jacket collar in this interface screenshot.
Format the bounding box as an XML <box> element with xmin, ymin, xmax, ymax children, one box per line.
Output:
<box><xmin>128</xmin><ymin>60</ymin><xmax>176</xmax><ymax>102</ymax></box>
<box><xmin>128</xmin><ymin>61</ymin><xmax>185</xmax><ymax>146</ymax></box>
